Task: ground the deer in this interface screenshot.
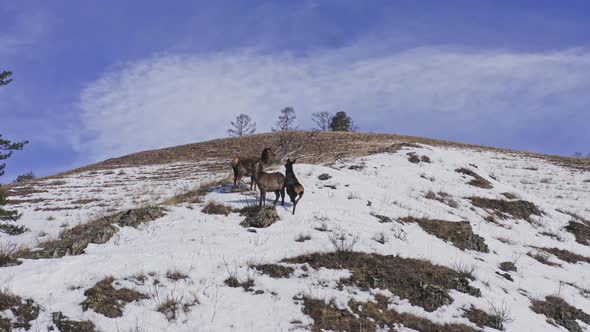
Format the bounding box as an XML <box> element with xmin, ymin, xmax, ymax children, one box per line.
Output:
<box><xmin>230</xmin><ymin>156</ymin><xmax>258</xmax><ymax>191</ymax></box>
<box><xmin>252</xmin><ymin>155</ymin><xmax>285</xmax><ymax>207</ymax></box>
<box><xmin>283</xmin><ymin>158</ymin><xmax>304</xmax><ymax>214</ymax></box>
<box><xmin>230</xmin><ymin>147</ymin><xmax>275</xmax><ymax>191</ymax></box>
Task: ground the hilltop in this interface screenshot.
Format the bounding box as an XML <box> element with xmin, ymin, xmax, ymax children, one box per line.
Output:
<box><xmin>1</xmin><ymin>132</ymin><xmax>589</xmax><ymax>332</ymax></box>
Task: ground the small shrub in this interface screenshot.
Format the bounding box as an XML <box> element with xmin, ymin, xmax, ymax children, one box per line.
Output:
<box><xmin>499</xmin><ymin>261</ymin><xmax>517</xmax><ymax>272</ymax></box>
<box><xmin>464</xmin><ymin>302</ymin><xmax>511</xmax><ymax>331</ymax></box>
<box><xmin>346</xmin><ymin>192</ymin><xmax>360</xmax><ymax>200</ymax></box>
<box><xmin>0</xmin><ymin>223</ymin><xmax>28</xmax><ymax>236</ymax></box>
<box><xmin>314</xmin><ymin>221</ymin><xmax>329</xmax><ymax>232</ymax></box>
<box><xmin>373</xmin><ymin>232</ymin><xmax>388</xmax><ymax>244</ymax></box>
<box><xmin>295</xmin><ymin>233</ymin><xmax>311</xmax><ymax>242</ymax></box>
<box><xmin>166</xmin><ymin>270</ymin><xmax>189</xmax><ymax>281</ymax></box>
<box><xmin>391</xmin><ymin>225</ymin><xmax>407</xmax><ymax>241</ymax></box>
<box><xmin>453</xmin><ymin>262</ymin><xmax>476</xmax><ymax>280</ymax></box>
<box><xmin>328</xmin><ymin>232</ymin><xmax>359</xmax><ymax>261</ymax></box>
<box><xmin>157</xmin><ymin>297</ymin><xmax>180</xmax><ymax>322</ymax></box>
<box><xmin>0</xmin><ymin>241</ymin><xmax>21</xmax><ymax>267</ymax></box>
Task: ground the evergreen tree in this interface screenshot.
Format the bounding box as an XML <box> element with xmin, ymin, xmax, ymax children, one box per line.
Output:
<box><xmin>227</xmin><ymin>114</ymin><xmax>256</xmax><ymax>137</ymax></box>
<box><xmin>0</xmin><ymin>71</ymin><xmax>28</xmax><ymax>234</ymax></box>
<box><xmin>330</xmin><ymin>111</ymin><xmax>352</xmax><ymax>132</ymax></box>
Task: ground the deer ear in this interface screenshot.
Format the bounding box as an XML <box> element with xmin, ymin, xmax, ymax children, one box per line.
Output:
<box><xmin>292</xmin><ymin>158</ymin><xmax>298</xmax><ymax>164</ymax></box>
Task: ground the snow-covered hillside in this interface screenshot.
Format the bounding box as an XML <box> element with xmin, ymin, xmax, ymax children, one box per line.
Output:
<box><xmin>1</xmin><ymin>143</ymin><xmax>590</xmax><ymax>332</ymax></box>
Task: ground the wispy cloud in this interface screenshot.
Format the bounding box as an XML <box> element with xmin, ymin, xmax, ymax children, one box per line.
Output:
<box><xmin>76</xmin><ymin>45</ymin><xmax>590</xmax><ymax>161</ymax></box>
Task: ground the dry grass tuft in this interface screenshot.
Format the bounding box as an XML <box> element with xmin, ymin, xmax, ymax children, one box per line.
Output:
<box><xmin>253</xmin><ymin>264</ymin><xmax>294</xmax><ymax>278</ymax></box>
<box><xmin>464</xmin><ymin>304</ymin><xmax>511</xmax><ymax>331</ymax></box>
<box><xmin>527</xmin><ymin>251</ymin><xmax>561</xmax><ymax>267</ymax></box>
<box><xmin>166</xmin><ymin>270</ymin><xmax>190</xmax><ymax>281</ymax></box>
<box><xmin>201</xmin><ymin>201</ymin><xmax>233</xmax><ymax>215</ymax></box>
<box><xmin>52</xmin><ymin>311</ymin><xmax>97</xmax><ymax>332</ymax></box>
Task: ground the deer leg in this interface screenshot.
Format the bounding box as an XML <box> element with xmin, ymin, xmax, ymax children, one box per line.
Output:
<box><xmin>273</xmin><ymin>190</ymin><xmax>280</xmax><ymax>205</ymax></box>
<box><xmin>281</xmin><ymin>187</ymin><xmax>285</xmax><ymax>206</ymax></box>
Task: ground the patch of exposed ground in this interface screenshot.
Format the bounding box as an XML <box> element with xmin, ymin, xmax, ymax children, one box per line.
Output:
<box><xmin>469</xmin><ymin>197</ymin><xmax>542</xmax><ymax>221</ymax></box>
<box><xmin>456</xmin><ymin>168</ymin><xmax>493</xmax><ymax>189</ymax></box>
<box><xmin>17</xmin><ymin>206</ymin><xmax>166</xmax><ymax>260</ymax></box>
<box><xmin>302</xmin><ymin>295</ymin><xmax>478</xmax><ymax>332</ymax></box>
<box><xmin>402</xmin><ymin>217</ymin><xmax>489</xmax><ymax>252</ymax></box>
<box><xmin>560</xmin><ymin>211</ymin><xmax>590</xmax><ymax>246</ymax></box>
<box><xmin>425</xmin><ymin>191</ymin><xmax>459</xmax><ymax>208</ymax></box>
<box><xmin>527</xmin><ymin>251</ymin><xmax>561</xmax><ymax>267</ymax></box>
<box><xmin>201</xmin><ymin>201</ymin><xmax>233</xmax><ymax>215</ymax></box>
<box><xmin>81</xmin><ymin>277</ymin><xmax>147</xmax><ymax>318</ymax></box>
<box><xmin>534</xmin><ymin>247</ymin><xmax>590</xmax><ymax>264</ymax></box>
<box><xmin>531</xmin><ymin>296</ymin><xmax>590</xmax><ymax>332</ymax></box>
<box><xmin>253</xmin><ymin>264</ymin><xmax>294</xmax><ymax>278</ymax></box>
<box><xmin>52</xmin><ymin>312</ymin><xmax>97</xmax><ymax>332</ymax></box>
<box><xmin>0</xmin><ymin>291</ymin><xmax>40</xmax><ymax>330</ymax></box>
<box><xmin>285</xmin><ymin>252</ymin><xmax>481</xmax><ymax>312</ymax></box>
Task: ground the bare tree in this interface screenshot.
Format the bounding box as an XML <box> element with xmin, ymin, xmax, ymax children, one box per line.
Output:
<box><xmin>272</xmin><ymin>107</ymin><xmax>297</xmax><ymax>132</ymax></box>
<box><xmin>227</xmin><ymin>114</ymin><xmax>256</xmax><ymax>137</ymax></box>
<box><xmin>311</xmin><ymin>112</ymin><xmax>332</xmax><ymax>131</ymax></box>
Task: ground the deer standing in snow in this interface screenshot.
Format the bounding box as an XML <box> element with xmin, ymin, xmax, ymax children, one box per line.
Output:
<box><xmin>252</xmin><ymin>157</ymin><xmax>285</xmax><ymax>207</ymax></box>
<box><xmin>230</xmin><ymin>147</ymin><xmax>275</xmax><ymax>191</ymax></box>
<box><xmin>283</xmin><ymin>158</ymin><xmax>304</xmax><ymax>214</ymax></box>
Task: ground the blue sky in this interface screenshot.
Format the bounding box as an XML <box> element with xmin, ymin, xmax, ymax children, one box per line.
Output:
<box><xmin>1</xmin><ymin>0</ymin><xmax>590</xmax><ymax>182</ymax></box>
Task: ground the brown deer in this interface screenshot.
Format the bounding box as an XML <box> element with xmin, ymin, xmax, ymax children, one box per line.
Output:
<box><xmin>230</xmin><ymin>147</ymin><xmax>275</xmax><ymax>191</ymax></box>
<box><xmin>252</xmin><ymin>158</ymin><xmax>285</xmax><ymax>207</ymax></box>
<box><xmin>284</xmin><ymin>158</ymin><xmax>304</xmax><ymax>214</ymax></box>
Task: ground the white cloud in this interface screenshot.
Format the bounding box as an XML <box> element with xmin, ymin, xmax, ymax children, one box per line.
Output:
<box><xmin>76</xmin><ymin>45</ymin><xmax>590</xmax><ymax>161</ymax></box>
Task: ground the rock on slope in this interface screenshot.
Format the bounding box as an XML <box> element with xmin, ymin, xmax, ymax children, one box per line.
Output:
<box><xmin>1</xmin><ymin>135</ymin><xmax>590</xmax><ymax>331</ymax></box>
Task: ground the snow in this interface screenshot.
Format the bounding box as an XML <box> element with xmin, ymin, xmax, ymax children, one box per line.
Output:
<box><xmin>1</xmin><ymin>144</ymin><xmax>590</xmax><ymax>331</ymax></box>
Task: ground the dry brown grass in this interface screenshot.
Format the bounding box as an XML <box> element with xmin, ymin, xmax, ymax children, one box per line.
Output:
<box><xmin>285</xmin><ymin>252</ymin><xmax>480</xmax><ymax>312</ymax></box>
<box><xmin>253</xmin><ymin>264</ymin><xmax>294</xmax><ymax>278</ymax></box>
<box><xmin>531</xmin><ymin>296</ymin><xmax>590</xmax><ymax>332</ymax></box>
<box><xmin>0</xmin><ymin>290</ymin><xmax>40</xmax><ymax>330</ymax></box>
<box><xmin>201</xmin><ymin>201</ymin><xmax>233</xmax><ymax>215</ymax></box>
<box><xmin>464</xmin><ymin>305</ymin><xmax>510</xmax><ymax>331</ymax></box>
<box><xmin>559</xmin><ymin>211</ymin><xmax>590</xmax><ymax>246</ymax></box>
<box><xmin>20</xmin><ymin>206</ymin><xmax>165</xmax><ymax>260</ymax></box>
<box><xmin>527</xmin><ymin>251</ymin><xmax>561</xmax><ymax>267</ymax></box>
<box><xmin>535</xmin><ymin>247</ymin><xmax>590</xmax><ymax>264</ymax></box>
<box><xmin>19</xmin><ymin>131</ymin><xmax>588</xmax><ymax>184</ymax></box>
<box><xmin>81</xmin><ymin>277</ymin><xmax>147</xmax><ymax>318</ymax></box>
<box><xmin>303</xmin><ymin>295</ymin><xmax>478</xmax><ymax>332</ymax></box>
<box><xmin>402</xmin><ymin>217</ymin><xmax>489</xmax><ymax>252</ymax></box>
<box><xmin>52</xmin><ymin>311</ymin><xmax>97</xmax><ymax>332</ymax></box>
<box><xmin>456</xmin><ymin>168</ymin><xmax>493</xmax><ymax>189</ymax></box>
<box><xmin>424</xmin><ymin>191</ymin><xmax>459</xmax><ymax>208</ymax></box>
<box><xmin>469</xmin><ymin>197</ymin><xmax>542</xmax><ymax>221</ymax></box>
